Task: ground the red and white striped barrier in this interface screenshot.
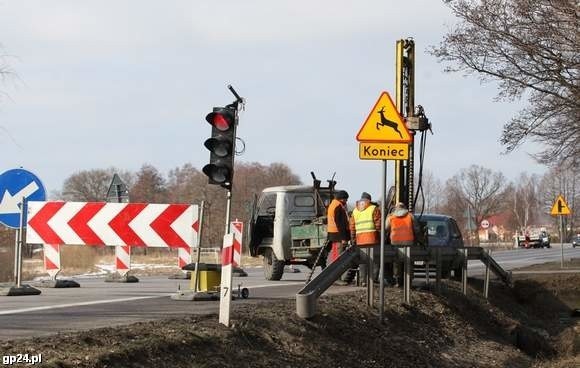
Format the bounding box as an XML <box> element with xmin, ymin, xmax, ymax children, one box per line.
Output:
<box><xmin>231</xmin><ymin>221</ymin><xmax>243</xmax><ymax>267</ymax></box>
<box><xmin>177</xmin><ymin>247</ymin><xmax>192</xmax><ymax>269</ymax></box>
<box><xmin>43</xmin><ymin>243</ymin><xmax>61</xmax><ymax>279</ymax></box>
<box><xmin>115</xmin><ymin>245</ymin><xmax>131</xmax><ymax>276</ymax></box>
<box><xmin>26</xmin><ymin>202</ymin><xmax>199</xmax><ymax>248</ymax></box>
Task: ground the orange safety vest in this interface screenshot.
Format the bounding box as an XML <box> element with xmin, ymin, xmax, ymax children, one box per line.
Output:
<box><xmin>327</xmin><ymin>199</ymin><xmax>343</xmax><ymax>233</ymax></box>
<box><xmin>352</xmin><ymin>205</ymin><xmax>379</xmax><ymax>246</ymax></box>
<box><xmin>389</xmin><ymin>214</ymin><xmax>415</xmax><ymax>244</ymax></box>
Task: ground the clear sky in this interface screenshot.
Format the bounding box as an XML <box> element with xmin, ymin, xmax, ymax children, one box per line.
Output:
<box><xmin>0</xmin><ymin>1</ymin><xmax>547</xmax><ymax>202</ymax></box>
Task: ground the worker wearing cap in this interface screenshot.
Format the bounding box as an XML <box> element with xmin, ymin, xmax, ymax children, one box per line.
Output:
<box><xmin>327</xmin><ymin>190</ymin><xmax>350</xmax><ymax>261</ymax></box>
<box><xmin>385</xmin><ymin>202</ymin><xmax>421</xmax><ymax>287</ymax></box>
<box><xmin>349</xmin><ymin>192</ymin><xmax>381</xmax><ymax>286</ymax></box>
<box><xmin>327</xmin><ymin>190</ymin><xmax>352</xmax><ymax>284</ymax></box>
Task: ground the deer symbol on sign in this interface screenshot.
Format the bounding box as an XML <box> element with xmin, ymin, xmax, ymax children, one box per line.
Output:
<box><xmin>376</xmin><ymin>106</ymin><xmax>403</xmax><ymax>138</ymax></box>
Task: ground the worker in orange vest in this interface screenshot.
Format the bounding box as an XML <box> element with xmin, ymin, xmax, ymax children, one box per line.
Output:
<box><xmin>326</xmin><ymin>190</ymin><xmax>351</xmax><ymax>284</ymax></box>
<box><xmin>349</xmin><ymin>192</ymin><xmax>381</xmax><ymax>286</ymax></box>
<box><xmin>327</xmin><ymin>190</ymin><xmax>350</xmax><ymax>258</ymax></box>
<box><xmin>385</xmin><ymin>202</ymin><xmax>421</xmax><ymax>287</ymax></box>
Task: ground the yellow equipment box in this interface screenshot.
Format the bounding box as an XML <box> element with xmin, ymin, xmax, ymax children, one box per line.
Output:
<box><xmin>190</xmin><ymin>263</ymin><xmax>221</xmax><ymax>292</ymax></box>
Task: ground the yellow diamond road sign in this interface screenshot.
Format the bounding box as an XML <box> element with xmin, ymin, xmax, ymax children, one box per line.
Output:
<box><xmin>550</xmin><ymin>195</ymin><xmax>571</xmax><ymax>215</ymax></box>
<box><xmin>356</xmin><ymin>91</ymin><xmax>412</xmax><ymax>143</ymax></box>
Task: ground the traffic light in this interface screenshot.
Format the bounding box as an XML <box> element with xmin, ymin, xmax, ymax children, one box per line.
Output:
<box><xmin>203</xmin><ymin>106</ymin><xmax>236</xmax><ymax>189</ymax></box>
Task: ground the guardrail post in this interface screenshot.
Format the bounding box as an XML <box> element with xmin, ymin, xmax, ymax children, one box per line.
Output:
<box><xmin>404</xmin><ymin>246</ymin><xmax>411</xmax><ymax>305</ymax></box>
<box><xmin>425</xmin><ymin>257</ymin><xmax>430</xmax><ymax>288</ymax></box>
<box><xmin>461</xmin><ymin>248</ymin><xmax>468</xmax><ymax>295</ymax></box>
<box><xmin>483</xmin><ymin>249</ymin><xmax>491</xmax><ymax>299</ymax></box>
<box><xmin>435</xmin><ymin>248</ymin><xmax>441</xmax><ymax>294</ymax></box>
<box><xmin>368</xmin><ymin>247</ymin><xmax>373</xmax><ymax>307</ymax></box>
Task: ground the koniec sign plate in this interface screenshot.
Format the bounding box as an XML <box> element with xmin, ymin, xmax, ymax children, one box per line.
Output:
<box><xmin>359</xmin><ymin>142</ymin><xmax>408</xmax><ymax>160</ymax></box>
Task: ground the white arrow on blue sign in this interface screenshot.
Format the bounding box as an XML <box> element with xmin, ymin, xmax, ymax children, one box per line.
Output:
<box><xmin>0</xmin><ymin>168</ymin><xmax>46</xmax><ymax>229</ymax></box>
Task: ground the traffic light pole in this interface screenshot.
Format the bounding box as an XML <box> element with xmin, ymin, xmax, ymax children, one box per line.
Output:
<box><xmin>224</xmin><ymin>189</ymin><xmax>232</xmax><ymax>235</ymax></box>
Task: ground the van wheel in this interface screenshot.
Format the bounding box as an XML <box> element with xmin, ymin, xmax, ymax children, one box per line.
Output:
<box><xmin>263</xmin><ymin>249</ymin><xmax>284</xmax><ymax>281</ymax></box>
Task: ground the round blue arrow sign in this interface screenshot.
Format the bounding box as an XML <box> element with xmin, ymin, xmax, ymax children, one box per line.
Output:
<box><xmin>0</xmin><ymin>168</ymin><xmax>47</xmax><ymax>229</ymax></box>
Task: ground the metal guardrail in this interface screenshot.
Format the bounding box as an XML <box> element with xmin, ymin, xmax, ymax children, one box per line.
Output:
<box><xmin>296</xmin><ymin>246</ymin><xmax>359</xmax><ymax>319</ymax></box>
<box><xmin>295</xmin><ymin>246</ymin><xmax>512</xmax><ymax>319</ymax></box>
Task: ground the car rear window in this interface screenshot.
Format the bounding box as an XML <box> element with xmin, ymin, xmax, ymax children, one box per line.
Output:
<box><xmin>425</xmin><ymin>219</ymin><xmax>449</xmax><ymax>246</ymax></box>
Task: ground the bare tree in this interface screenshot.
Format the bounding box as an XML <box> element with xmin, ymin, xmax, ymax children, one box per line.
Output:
<box><xmin>432</xmin><ymin>0</ymin><xmax>580</xmax><ymax>164</ymax></box>
<box><xmin>0</xmin><ymin>45</ymin><xmax>15</xmax><ymax>104</ymax></box>
<box><xmin>166</xmin><ymin>163</ymin><xmax>207</xmax><ymax>203</ymax></box>
<box><xmin>60</xmin><ymin>168</ymin><xmax>134</xmax><ymax>201</ymax></box>
<box><xmin>444</xmin><ymin>165</ymin><xmax>507</xmax><ymax>243</ymax></box>
<box><xmin>539</xmin><ymin>163</ymin><xmax>579</xmax><ymax>239</ymax></box>
<box><xmin>507</xmin><ymin>173</ymin><xmax>542</xmax><ymax>231</ymax></box>
<box><xmin>415</xmin><ymin>170</ymin><xmax>444</xmax><ymax>213</ymax></box>
<box><xmin>130</xmin><ymin>164</ymin><xmax>168</xmax><ymax>203</ymax></box>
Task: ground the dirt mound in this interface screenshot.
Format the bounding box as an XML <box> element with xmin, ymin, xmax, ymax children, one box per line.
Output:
<box><xmin>1</xmin><ymin>274</ymin><xmax>578</xmax><ymax>368</ymax></box>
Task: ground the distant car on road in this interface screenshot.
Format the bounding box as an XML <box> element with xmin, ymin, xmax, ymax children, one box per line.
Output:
<box><xmin>572</xmin><ymin>234</ymin><xmax>580</xmax><ymax>248</ymax></box>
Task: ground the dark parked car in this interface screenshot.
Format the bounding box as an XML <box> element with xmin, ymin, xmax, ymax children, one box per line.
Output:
<box><xmin>416</xmin><ymin>213</ymin><xmax>464</xmax><ymax>278</ymax></box>
<box><xmin>572</xmin><ymin>234</ymin><xmax>580</xmax><ymax>248</ymax></box>
<box><xmin>417</xmin><ymin>213</ymin><xmax>464</xmax><ymax>248</ymax></box>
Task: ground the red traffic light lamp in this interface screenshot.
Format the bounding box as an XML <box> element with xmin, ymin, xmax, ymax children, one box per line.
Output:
<box><xmin>206</xmin><ymin>107</ymin><xmax>235</xmax><ymax>132</ymax></box>
<box><xmin>203</xmin><ymin>106</ymin><xmax>237</xmax><ymax>189</ymax></box>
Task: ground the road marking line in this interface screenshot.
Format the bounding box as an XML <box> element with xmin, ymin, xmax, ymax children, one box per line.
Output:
<box><xmin>0</xmin><ymin>283</ymin><xmax>303</xmax><ymax>315</ymax></box>
<box><xmin>0</xmin><ymin>295</ymin><xmax>171</xmax><ymax>315</ymax></box>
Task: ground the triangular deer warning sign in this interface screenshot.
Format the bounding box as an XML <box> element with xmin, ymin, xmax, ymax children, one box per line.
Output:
<box><xmin>356</xmin><ymin>92</ymin><xmax>412</xmax><ymax>143</ymax></box>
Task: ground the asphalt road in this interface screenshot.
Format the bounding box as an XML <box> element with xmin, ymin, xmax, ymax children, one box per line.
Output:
<box><xmin>468</xmin><ymin>243</ymin><xmax>580</xmax><ymax>274</ymax></box>
<box><xmin>0</xmin><ymin>245</ymin><xmax>579</xmax><ymax>340</ymax></box>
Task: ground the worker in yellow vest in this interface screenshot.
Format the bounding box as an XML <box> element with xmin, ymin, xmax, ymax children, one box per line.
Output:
<box><xmin>385</xmin><ymin>202</ymin><xmax>421</xmax><ymax>287</ymax></box>
<box><xmin>349</xmin><ymin>192</ymin><xmax>381</xmax><ymax>286</ymax></box>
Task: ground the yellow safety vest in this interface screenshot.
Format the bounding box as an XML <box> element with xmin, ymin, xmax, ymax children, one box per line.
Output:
<box><xmin>353</xmin><ymin>205</ymin><xmax>378</xmax><ymax>246</ymax></box>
